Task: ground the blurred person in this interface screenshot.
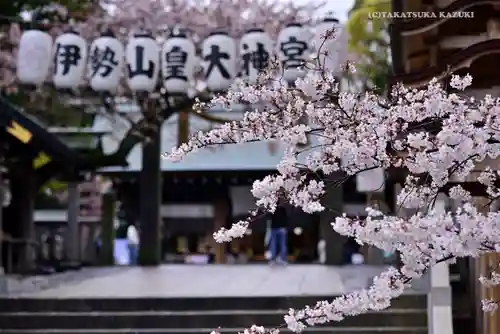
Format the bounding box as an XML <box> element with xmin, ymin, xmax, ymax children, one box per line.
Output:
<box><xmin>127</xmin><ymin>223</ymin><xmax>140</xmax><ymax>265</ymax></box>
<box><xmin>317</xmin><ymin>240</ymin><xmax>326</xmax><ymax>264</ymax></box>
<box><xmin>205</xmin><ymin>245</ymin><xmax>215</xmax><ymax>264</ymax></box>
<box><xmin>351</xmin><ymin>253</ymin><xmax>365</xmax><ymax>265</ymax></box>
<box><xmin>95</xmin><ymin>232</ymin><xmax>102</xmax><ymax>259</ymax></box>
<box><xmin>342</xmin><ymin>238</ymin><xmax>361</xmax><ymax>265</ymax></box>
<box><xmin>269</xmin><ymin>206</ymin><xmax>288</xmax><ymax>265</ymax></box>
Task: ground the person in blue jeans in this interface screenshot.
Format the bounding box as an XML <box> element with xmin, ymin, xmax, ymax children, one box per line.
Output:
<box><xmin>127</xmin><ymin>223</ymin><xmax>140</xmax><ymax>265</ymax></box>
<box><xmin>269</xmin><ymin>206</ymin><xmax>288</xmax><ymax>264</ymax></box>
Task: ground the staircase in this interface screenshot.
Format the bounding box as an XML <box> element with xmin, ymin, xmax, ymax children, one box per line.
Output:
<box><xmin>0</xmin><ymin>294</ymin><xmax>427</xmax><ymax>334</ymax></box>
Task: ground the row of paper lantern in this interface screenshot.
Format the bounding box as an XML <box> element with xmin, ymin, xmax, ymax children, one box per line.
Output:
<box><xmin>16</xmin><ymin>18</ymin><xmax>340</xmax><ymax>94</ymax></box>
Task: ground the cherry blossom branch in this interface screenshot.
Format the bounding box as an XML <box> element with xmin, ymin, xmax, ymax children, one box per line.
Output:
<box><xmin>163</xmin><ymin>29</ymin><xmax>500</xmax><ymax>333</ymax></box>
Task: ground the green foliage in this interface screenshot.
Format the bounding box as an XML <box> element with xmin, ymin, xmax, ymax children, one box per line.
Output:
<box><xmin>35</xmin><ymin>179</ymin><xmax>68</xmax><ymax>209</ymax></box>
<box><xmin>346</xmin><ymin>0</ymin><xmax>391</xmax><ymax>93</ymax></box>
<box><xmin>43</xmin><ymin>179</ymin><xmax>67</xmax><ymax>192</ymax></box>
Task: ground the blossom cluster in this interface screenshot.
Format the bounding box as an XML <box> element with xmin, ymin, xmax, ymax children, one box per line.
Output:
<box><xmin>166</xmin><ymin>27</ymin><xmax>500</xmax><ymax>333</ymax></box>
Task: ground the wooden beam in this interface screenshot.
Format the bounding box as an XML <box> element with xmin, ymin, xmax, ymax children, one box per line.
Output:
<box><xmin>213</xmin><ymin>197</ymin><xmax>229</xmax><ymax>264</ymax></box>
<box><xmin>177</xmin><ymin>111</ymin><xmax>189</xmax><ymax>146</ymax></box>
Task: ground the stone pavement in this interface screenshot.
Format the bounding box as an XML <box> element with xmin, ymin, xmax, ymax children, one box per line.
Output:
<box><xmin>10</xmin><ymin>264</ymin><xmax>396</xmax><ymax>298</ymax></box>
<box><xmin>0</xmin><ymin>267</ymin><xmax>124</xmax><ymax>297</ymax></box>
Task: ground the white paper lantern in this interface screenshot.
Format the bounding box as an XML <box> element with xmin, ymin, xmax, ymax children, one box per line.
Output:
<box><xmin>161</xmin><ymin>31</ymin><xmax>196</xmax><ymax>94</ymax></box>
<box><xmin>202</xmin><ymin>31</ymin><xmax>236</xmax><ymax>91</ymax></box>
<box><xmin>239</xmin><ymin>28</ymin><xmax>273</xmax><ymax>84</ymax></box>
<box><xmin>53</xmin><ymin>29</ymin><xmax>88</xmax><ymax>89</ymax></box>
<box><xmin>126</xmin><ymin>33</ymin><xmax>160</xmax><ymax>92</ymax></box>
<box><xmin>16</xmin><ymin>30</ymin><xmax>53</xmax><ymax>85</ymax></box>
<box><xmin>88</xmin><ymin>30</ymin><xmax>124</xmax><ymax>92</ymax></box>
<box><xmin>277</xmin><ymin>23</ymin><xmax>309</xmax><ymax>83</ymax></box>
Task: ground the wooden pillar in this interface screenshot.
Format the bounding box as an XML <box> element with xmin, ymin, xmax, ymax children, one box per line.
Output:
<box><xmin>64</xmin><ymin>182</ymin><xmax>80</xmax><ymax>263</ymax></box>
<box><xmin>0</xmin><ymin>170</ymin><xmax>4</xmax><ymax>274</ymax></box>
<box><xmin>14</xmin><ymin>169</ymin><xmax>36</xmax><ymax>272</ymax></box>
<box><xmin>488</xmin><ymin>199</ymin><xmax>500</xmax><ymax>334</ymax></box>
<box><xmin>99</xmin><ymin>192</ymin><xmax>116</xmax><ymax>266</ymax></box>
<box><xmin>319</xmin><ymin>177</ymin><xmax>344</xmax><ymax>265</ymax></box>
<box><xmin>473</xmin><ymin>197</ymin><xmax>488</xmax><ymax>334</ymax></box>
<box><xmin>213</xmin><ymin>197</ymin><xmax>229</xmax><ymax>264</ymax></box>
<box><xmin>365</xmin><ymin>192</ymin><xmax>389</xmax><ymax>264</ymax></box>
<box><xmin>139</xmin><ymin>128</ymin><xmax>162</xmax><ymax>266</ymax></box>
<box><xmin>473</xmin><ymin>197</ymin><xmax>500</xmax><ymax>334</ymax></box>
<box><xmin>483</xmin><ymin>198</ymin><xmax>500</xmax><ymax>334</ymax></box>
<box><xmin>485</xmin><ymin>253</ymin><xmax>500</xmax><ymax>334</ymax></box>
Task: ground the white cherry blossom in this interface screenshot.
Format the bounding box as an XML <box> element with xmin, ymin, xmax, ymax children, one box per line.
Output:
<box><xmin>164</xmin><ymin>31</ymin><xmax>500</xmax><ymax>333</ymax></box>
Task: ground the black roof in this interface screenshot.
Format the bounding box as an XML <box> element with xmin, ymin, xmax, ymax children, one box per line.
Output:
<box><xmin>0</xmin><ymin>96</ymin><xmax>82</xmax><ymax>174</ymax></box>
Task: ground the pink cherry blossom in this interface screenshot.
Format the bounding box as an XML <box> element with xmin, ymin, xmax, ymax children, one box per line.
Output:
<box><xmin>165</xmin><ymin>30</ymin><xmax>500</xmax><ymax>332</ymax></box>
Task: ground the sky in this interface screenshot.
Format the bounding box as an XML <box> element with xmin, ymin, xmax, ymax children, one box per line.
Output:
<box><xmin>292</xmin><ymin>0</ymin><xmax>356</xmax><ymax>22</ymax></box>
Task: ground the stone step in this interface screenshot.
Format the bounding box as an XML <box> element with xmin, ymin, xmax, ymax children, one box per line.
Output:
<box><xmin>0</xmin><ymin>295</ymin><xmax>427</xmax><ymax>313</ymax></box>
<box><xmin>0</xmin><ymin>309</ymin><xmax>427</xmax><ymax>330</ymax></box>
<box><xmin>0</xmin><ymin>327</ymin><xmax>428</xmax><ymax>334</ymax></box>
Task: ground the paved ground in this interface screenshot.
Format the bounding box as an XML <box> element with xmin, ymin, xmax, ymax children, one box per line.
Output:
<box><xmin>0</xmin><ymin>267</ymin><xmax>124</xmax><ymax>297</ymax></box>
<box><xmin>7</xmin><ymin>264</ymin><xmax>396</xmax><ymax>298</ymax></box>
